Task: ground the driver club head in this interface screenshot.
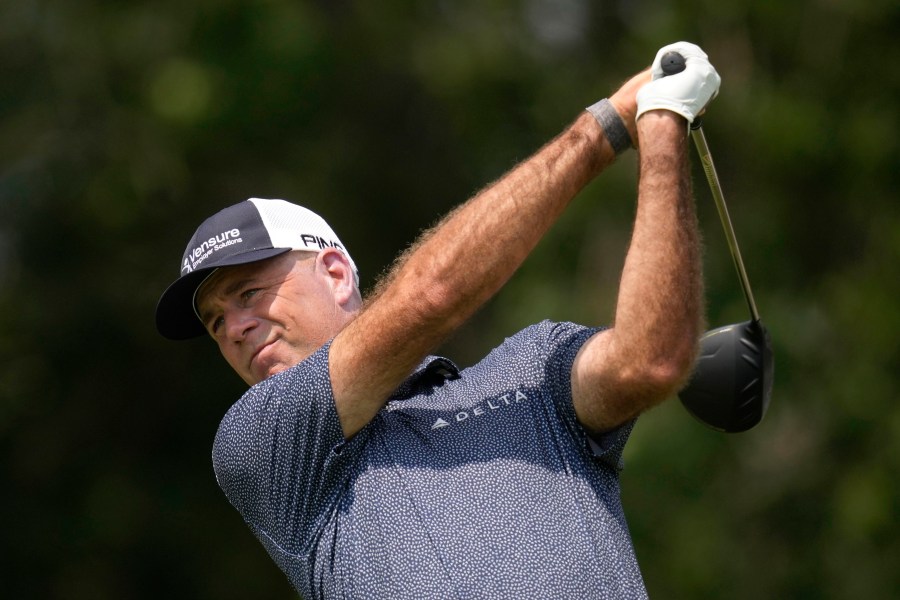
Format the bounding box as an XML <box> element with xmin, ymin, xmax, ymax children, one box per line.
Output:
<box><xmin>679</xmin><ymin>319</ymin><xmax>774</xmax><ymax>433</ymax></box>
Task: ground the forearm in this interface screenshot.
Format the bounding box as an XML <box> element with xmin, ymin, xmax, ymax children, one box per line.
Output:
<box><xmin>373</xmin><ymin>111</ymin><xmax>611</xmax><ymax>322</ymax></box>
<box><xmin>573</xmin><ymin>111</ymin><xmax>703</xmax><ymax>431</ymax></box>
<box><xmin>366</xmin><ymin>68</ymin><xmax>652</xmax><ymax>326</ymax></box>
<box><xmin>615</xmin><ymin>112</ymin><xmax>703</xmax><ymax>377</ymax></box>
<box><xmin>331</xmin><ymin>111</ymin><xmax>619</xmax><ymax>437</ymax></box>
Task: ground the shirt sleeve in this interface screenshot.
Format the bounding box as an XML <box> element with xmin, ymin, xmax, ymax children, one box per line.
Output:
<box><xmin>537</xmin><ymin>320</ymin><xmax>635</xmax><ymax>471</ymax></box>
<box><xmin>211</xmin><ymin>342</ymin><xmax>352</xmax><ymax>557</ymax></box>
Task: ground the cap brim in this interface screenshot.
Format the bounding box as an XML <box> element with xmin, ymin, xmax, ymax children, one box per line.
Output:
<box><xmin>155</xmin><ymin>247</ymin><xmax>292</xmax><ymax>340</ymax></box>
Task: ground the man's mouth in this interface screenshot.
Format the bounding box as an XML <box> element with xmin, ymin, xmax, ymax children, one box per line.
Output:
<box><xmin>250</xmin><ymin>339</ymin><xmax>276</xmax><ymax>370</ymax></box>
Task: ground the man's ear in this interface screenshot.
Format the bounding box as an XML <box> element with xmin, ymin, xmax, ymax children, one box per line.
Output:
<box><xmin>318</xmin><ymin>248</ymin><xmax>359</xmax><ymax>305</ymax></box>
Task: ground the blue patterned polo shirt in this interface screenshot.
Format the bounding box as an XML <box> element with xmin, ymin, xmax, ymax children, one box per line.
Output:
<box><xmin>212</xmin><ymin>320</ymin><xmax>647</xmax><ymax>599</ymax></box>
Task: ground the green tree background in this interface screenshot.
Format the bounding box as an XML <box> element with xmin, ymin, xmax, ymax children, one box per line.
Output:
<box><xmin>2</xmin><ymin>1</ymin><xmax>897</xmax><ymax>598</ymax></box>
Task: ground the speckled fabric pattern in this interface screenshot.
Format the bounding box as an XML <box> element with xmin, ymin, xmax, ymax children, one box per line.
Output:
<box><xmin>213</xmin><ymin>320</ymin><xmax>647</xmax><ymax>599</ymax></box>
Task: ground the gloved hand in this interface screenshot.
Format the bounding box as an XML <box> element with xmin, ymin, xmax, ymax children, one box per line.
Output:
<box><xmin>636</xmin><ymin>41</ymin><xmax>721</xmax><ymax>124</ymax></box>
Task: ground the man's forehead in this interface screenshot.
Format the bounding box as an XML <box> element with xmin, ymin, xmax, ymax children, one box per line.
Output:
<box><xmin>196</xmin><ymin>251</ymin><xmax>314</xmax><ymax>308</ymax></box>
<box><xmin>195</xmin><ymin>260</ymin><xmax>268</xmax><ymax>308</ymax></box>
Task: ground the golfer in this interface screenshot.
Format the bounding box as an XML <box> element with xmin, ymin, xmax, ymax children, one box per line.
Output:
<box><xmin>156</xmin><ymin>42</ymin><xmax>720</xmax><ymax>599</ymax></box>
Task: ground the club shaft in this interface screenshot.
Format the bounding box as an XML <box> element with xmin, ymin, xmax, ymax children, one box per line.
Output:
<box><xmin>690</xmin><ymin>126</ymin><xmax>760</xmax><ymax>322</ymax></box>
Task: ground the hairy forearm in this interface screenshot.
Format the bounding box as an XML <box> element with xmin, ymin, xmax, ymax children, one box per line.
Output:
<box><xmin>370</xmin><ymin>113</ymin><xmax>611</xmax><ymax>317</ymax></box>
<box><xmin>423</xmin><ymin>128</ymin><xmax>595</xmax><ymax>297</ymax></box>
<box><xmin>366</xmin><ymin>69</ymin><xmax>653</xmax><ymax>318</ymax></box>
<box><xmin>365</xmin><ymin>111</ymin><xmax>612</xmax><ymax>353</ymax></box>
<box><xmin>571</xmin><ymin>111</ymin><xmax>704</xmax><ymax>432</ymax></box>
<box><xmin>331</xmin><ymin>112</ymin><xmax>618</xmax><ymax>437</ymax></box>
<box><xmin>609</xmin><ymin>113</ymin><xmax>703</xmax><ymax>397</ymax></box>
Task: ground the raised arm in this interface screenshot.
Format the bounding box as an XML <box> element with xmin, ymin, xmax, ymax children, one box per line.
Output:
<box><xmin>328</xmin><ymin>70</ymin><xmax>651</xmax><ymax>439</ymax></box>
<box><xmin>571</xmin><ymin>42</ymin><xmax>720</xmax><ymax>434</ymax></box>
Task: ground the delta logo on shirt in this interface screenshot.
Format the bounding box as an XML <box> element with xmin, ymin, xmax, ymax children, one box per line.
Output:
<box><xmin>429</xmin><ymin>390</ymin><xmax>530</xmax><ymax>430</ymax></box>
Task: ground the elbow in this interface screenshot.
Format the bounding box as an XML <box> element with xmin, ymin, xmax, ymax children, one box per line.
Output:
<box><xmin>653</xmin><ymin>341</ymin><xmax>700</xmax><ymax>398</ymax></box>
<box><xmin>574</xmin><ymin>333</ymin><xmax>700</xmax><ymax>431</ymax></box>
<box><xmin>618</xmin><ymin>342</ymin><xmax>699</xmax><ymax>407</ymax></box>
<box><xmin>642</xmin><ymin>357</ymin><xmax>695</xmax><ymax>399</ymax></box>
<box><xmin>653</xmin><ymin>334</ymin><xmax>700</xmax><ymax>392</ymax></box>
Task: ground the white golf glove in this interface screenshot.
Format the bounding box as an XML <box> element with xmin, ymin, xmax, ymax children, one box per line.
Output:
<box><xmin>636</xmin><ymin>41</ymin><xmax>721</xmax><ymax>124</ymax></box>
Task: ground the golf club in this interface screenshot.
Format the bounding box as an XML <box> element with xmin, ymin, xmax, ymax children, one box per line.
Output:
<box><xmin>660</xmin><ymin>51</ymin><xmax>774</xmax><ymax>433</ymax></box>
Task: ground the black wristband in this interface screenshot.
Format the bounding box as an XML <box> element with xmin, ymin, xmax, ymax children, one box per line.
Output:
<box><xmin>585</xmin><ymin>98</ymin><xmax>633</xmax><ymax>155</ymax></box>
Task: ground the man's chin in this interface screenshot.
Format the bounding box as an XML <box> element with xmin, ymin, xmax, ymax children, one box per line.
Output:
<box><xmin>249</xmin><ymin>348</ymin><xmax>309</xmax><ymax>384</ymax></box>
<box><xmin>247</xmin><ymin>359</ymin><xmax>292</xmax><ymax>384</ymax></box>
<box><xmin>265</xmin><ymin>365</ymin><xmax>290</xmax><ymax>379</ymax></box>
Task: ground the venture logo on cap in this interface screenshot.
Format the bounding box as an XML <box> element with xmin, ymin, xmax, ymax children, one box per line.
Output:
<box><xmin>182</xmin><ymin>227</ymin><xmax>243</xmax><ymax>275</ymax></box>
<box><xmin>155</xmin><ymin>198</ymin><xmax>357</xmax><ymax>340</ymax></box>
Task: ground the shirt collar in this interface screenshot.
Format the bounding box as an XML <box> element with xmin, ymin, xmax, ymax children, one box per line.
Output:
<box><xmin>391</xmin><ymin>356</ymin><xmax>460</xmax><ymax>400</ymax></box>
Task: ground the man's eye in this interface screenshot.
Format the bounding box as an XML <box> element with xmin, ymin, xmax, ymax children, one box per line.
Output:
<box><xmin>241</xmin><ymin>288</ymin><xmax>260</xmax><ymax>302</ymax></box>
<box><xmin>210</xmin><ymin>316</ymin><xmax>225</xmax><ymax>334</ymax></box>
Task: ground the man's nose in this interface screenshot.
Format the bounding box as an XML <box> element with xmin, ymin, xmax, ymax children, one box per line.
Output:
<box><xmin>224</xmin><ymin>308</ymin><xmax>258</xmax><ymax>342</ymax></box>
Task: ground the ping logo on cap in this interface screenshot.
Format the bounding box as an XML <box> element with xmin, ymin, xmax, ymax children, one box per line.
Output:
<box><xmin>299</xmin><ymin>234</ymin><xmax>347</xmax><ymax>253</ymax></box>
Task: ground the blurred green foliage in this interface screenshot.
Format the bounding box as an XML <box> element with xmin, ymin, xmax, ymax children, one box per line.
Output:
<box><xmin>2</xmin><ymin>0</ymin><xmax>898</xmax><ymax>598</ymax></box>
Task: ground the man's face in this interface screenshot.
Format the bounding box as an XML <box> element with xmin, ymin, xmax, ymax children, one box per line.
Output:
<box><xmin>195</xmin><ymin>251</ymin><xmax>346</xmax><ymax>385</ymax></box>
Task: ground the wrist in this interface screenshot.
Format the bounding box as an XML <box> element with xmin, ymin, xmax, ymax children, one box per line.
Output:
<box><xmin>637</xmin><ymin>109</ymin><xmax>688</xmax><ymax>128</ymax></box>
<box><xmin>585</xmin><ymin>98</ymin><xmax>633</xmax><ymax>156</ymax></box>
<box><xmin>609</xmin><ymin>69</ymin><xmax>651</xmax><ymax>145</ymax></box>
<box><xmin>636</xmin><ymin>110</ymin><xmax>689</xmax><ymax>147</ymax></box>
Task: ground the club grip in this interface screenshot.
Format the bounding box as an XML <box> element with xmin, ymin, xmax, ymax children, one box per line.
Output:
<box><xmin>659</xmin><ymin>51</ymin><xmax>703</xmax><ymax>129</ymax></box>
<box><xmin>660</xmin><ymin>51</ymin><xmax>686</xmax><ymax>76</ymax></box>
